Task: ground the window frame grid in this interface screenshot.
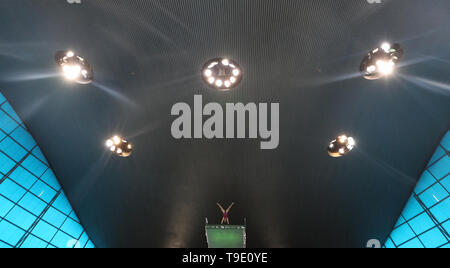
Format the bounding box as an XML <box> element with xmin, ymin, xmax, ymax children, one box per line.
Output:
<box><xmin>386</xmin><ymin>131</ymin><xmax>450</xmax><ymax>248</ymax></box>
<box><xmin>0</xmin><ymin>94</ymin><xmax>93</xmax><ymax>248</ymax></box>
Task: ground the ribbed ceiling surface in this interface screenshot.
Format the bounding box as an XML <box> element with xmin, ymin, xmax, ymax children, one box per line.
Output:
<box><xmin>0</xmin><ymin>0</ymin><xmax>449</xmax><ymax>247</ymax></box>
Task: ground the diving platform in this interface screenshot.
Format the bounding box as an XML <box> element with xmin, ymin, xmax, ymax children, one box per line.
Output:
<box><xmin>205</xmin><ymin>218</ymin><xmax>247</xmax><ymax>248</ymax></box>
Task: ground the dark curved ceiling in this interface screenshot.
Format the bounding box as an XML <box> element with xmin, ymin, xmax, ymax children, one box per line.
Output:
<box><xmin>0</xmin><ymin>0</ymin><xmax>449</xmax><ymax>248</ymax></box>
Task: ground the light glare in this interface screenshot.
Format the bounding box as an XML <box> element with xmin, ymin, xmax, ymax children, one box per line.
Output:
<box><xmin>63</xmin><ymin>65</ymin><xmax>81</xmax><ymax>80</ymax></box>
<box><xmin>202</xmin><ymin>58</ymin><xmax>243</xmax><ymax>90</ymax></box>
<box><xmin>106</xmin><ymin>136</ymin><xmax>133</xmax><ymax>157</ymax></box>
<box><xmin>106</xmin><ymin>139</ymin><xmax>113</xmax><ymax>147</ymax></box>
<box><xmin>204</xmin><ymin>69</ymin><xmax>212</xmax><ymax>77</ymax></box>
<box><xmin>348</xmin><ymin>137</ymin><xmax>355</xmax><ymax>146</ymax></box>
<box><xmin>328</xmin><ymin>134</ymin><xmax>356</xmax><ymax>157</ymax></box>
<box><xmin>367</xmin><ymin>65</ymin><xmax>376</xmax><ymax>73</ymax></box>
<box><xmin>360</xmin><ymin>42</ymin><xmax>403</xmax><ymax>80</ymax></box>
<box><xmin>381</xmin><ymin>43</ymin><xmax>391</xmax><ymax>53</ymax></box>
<box><xmin>377</xmin><ymin>60</ymin><xmax>394</xmax><ymax>75</ymax></box>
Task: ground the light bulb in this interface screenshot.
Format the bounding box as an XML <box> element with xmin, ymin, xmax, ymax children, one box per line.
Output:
<box><xmin>106</xmin><ymin>139</ymin><xmax>113</xmax><ymax>147</ymax></box>
<box><xmin>381</xmin><ymin>43</ymin><xmax>391</xmax><ymax>53</ymax></box>
<box><xmin>367</xmin><ymin>65</ymin><xmax>376</xmax><ymax>73</ymax></box>
<box><xmin>63</xmin><ymin>65</ymin><xmax>81</xmax><ymax>80</ymax></box>
<box><xmin>113</xmin><ymin>136</ymin><xmax>121</xmax><ymax>145</ymax></box>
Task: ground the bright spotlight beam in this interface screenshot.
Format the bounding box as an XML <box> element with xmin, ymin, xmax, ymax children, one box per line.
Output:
<box><xmin>0</xmin><ymin>71</ymin><xmax>60</xmax><ymax>83</ymax></box>
<box><xmin>91</xmin><ymin>81</ymin><xmax>140</xmax><ymax>108</ymax></box>
<box><xmin>301</xmin><ymin>72</ymin><xmax>361</xmax><ymax>88</ymax></box>
<box><xmin>356</xmin><ymin>149</ymin><xmax>417</xmax><ymax>186</ymax></box>
<box><xmin>396</xmin><ymin>56</ymin><xmax>434</xmax><ymax>68</ymax></box>
<box><xmin>399</xmin><ymin>74</ymin><xmax>450</xmax><ymax>97</ymax></box>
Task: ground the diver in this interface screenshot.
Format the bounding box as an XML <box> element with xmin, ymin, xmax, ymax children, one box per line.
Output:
<box><xmin>217</xmin><ymin>202</ymin><xmax>234</xmax><ymax>225</ymax></box>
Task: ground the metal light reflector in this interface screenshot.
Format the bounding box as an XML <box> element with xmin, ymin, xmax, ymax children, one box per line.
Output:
<box><xmin>202</xmin><ymin>58</ymin><xmax>243</xmax><ymax>90</ymax></box>
<box><xmin>360</xmin><ymin>43</ymin><xmax>403</xmax><ymax>80</ymax></box>
<box><xmin>328</xmin><ymin>135</ymin><xmax>356</xmax><ymax>157</ymax></box>
<box><xmin>106</xmin><ymin>136</ymin><xmax>132</xmax><ymax>157</ymax></box>
<box><xmin>55</xmin><ymin>50</ymin><xmax>93</xmax><ymax>84</ymax></box>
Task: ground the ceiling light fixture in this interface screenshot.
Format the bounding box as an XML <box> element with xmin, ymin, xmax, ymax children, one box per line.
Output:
<box><xmin>360</xmin><ymin>43</ymin><xmax>403</xmax><ymax>80</ymax></box>
<box><xmin>328</xmin><ymin>135</ymin><xmax>356</xmax><ymax>158</ymax></box>
<box><xmin>55</xmin><ymin>50</ymin><xmax>93</xmax><ymax>84</ymax></box>
<box><xmin>202</xmin><ymin>58</ymin><xmax>243</xmax><ymax>91</ymax></box>
<box><xmin>105</xmin><ymin>136</ymin><xmax>132</xmax><ymax>157</ymax></box>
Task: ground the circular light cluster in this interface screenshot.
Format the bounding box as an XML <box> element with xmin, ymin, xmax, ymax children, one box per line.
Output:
<box><xmin>55</xmin><ymin>50</ymin><xmax>93</xmax><ymax>84</ymax></box>
<box><xmin>328</xmin><ymin>135</ymin><xmax>356</xmax><ymax>158</ymax></box>
<box><xmin>202</xmin><ymin>58</ymin><xmax>243</xmax><ymax>90</ymax></box>
<box><xmin>105</xmin><ymin>136</ymin><xmax>133</xmax><ymax>157</ymax></box>
<box><xmin>360</xmin><ymin>43</ymin><xmax>403</xmax><ymax>80</ymax></box>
